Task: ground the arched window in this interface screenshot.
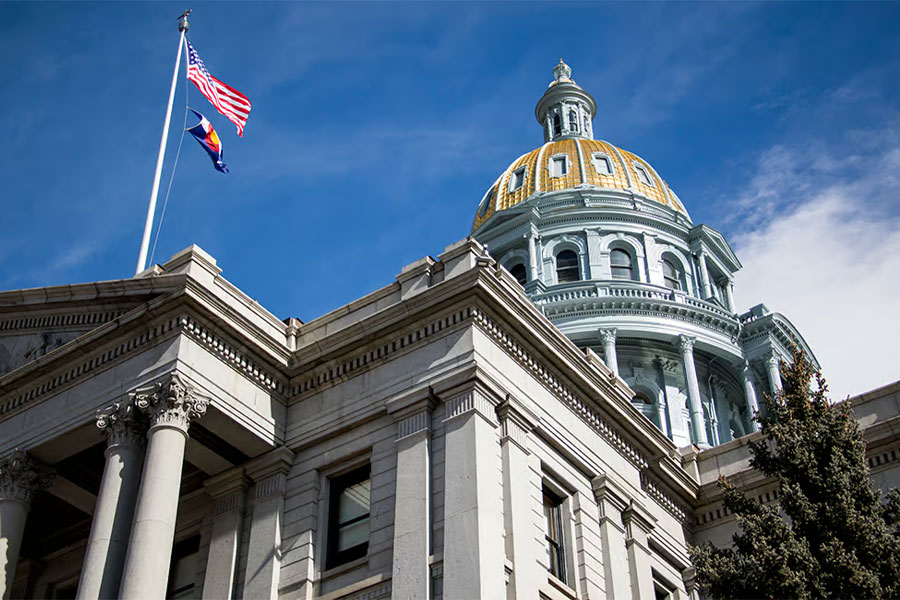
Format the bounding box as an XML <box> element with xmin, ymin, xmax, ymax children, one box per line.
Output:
<box><xmin>509</xmin><ymin>263</ymin><xmax>527</xmax><ymax>286</ymax></box>
<box><xmin>553</xmin><ymin>114</ymin><xmax>561</xmax><ymax>136</ymax></box>
<box><xmin>631</xmin><ymin>392</ymin><xmax>661</xmax><ymax>429</ymax></box>
<box><xmin>568</xmin><ymin>110</ymin><xmax>578</xmax><ymax>132</ymax></box>
<box><xmin>556</xmin><ymin>250</ymin><xmax>580</xmax><ymax>283</ymax></box>
<box><xmin>662</xmin><ymin>258</ymin><xmax>682</xmax><ymax>291</ymax></box>
<box><xmin>610</xmin><ymin>249</ymin><xmax>634</xmax><ymax>280</ymax></box>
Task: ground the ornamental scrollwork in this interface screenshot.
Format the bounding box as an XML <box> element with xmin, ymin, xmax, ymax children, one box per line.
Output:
<box><xmin>131</xmin><ymin>373</ymin><xmax>209</xmax><ymax>433</ymax></box>
<box><xmin>598</xmin><ymin>328</ymin><xmax>618</xmax><ymax>345</ymax></box>
<box><xmin>96</xmin><ymin>400</ymin><xmax>147</xmax><ymax>448</ymax></box>
<box><xmin>677</xmin><ymin>334</ymin><xmax>696</xmax><ymax>354</ymax></box>
<box><xmin>0</xmin><ymin>449</ymin><xmax>55</xmax><ymax>503</ymax></box>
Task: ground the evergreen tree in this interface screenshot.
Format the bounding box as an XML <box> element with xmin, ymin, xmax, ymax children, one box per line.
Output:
<box><xmin>690</xmin><ymin>348</ymin><xmax>900</xmax><ymax>599</ymax></box>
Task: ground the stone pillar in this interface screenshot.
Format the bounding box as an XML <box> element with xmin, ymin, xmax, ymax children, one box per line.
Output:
<box><xmin>0</xmin><ymin>451</ymin><xmax>53</xmax><ymax>600</ymax></box>
<box><xmin>592</xmin><ymin>474</ymin><xmax>630</xmax><ymax>600</ymax></box>
<box><xmin>742</xmin><ymin>362</ymin><xmax>760</xmax><ymax>433</ymax></box>
<box><xmin>598</xmin><ymin>328</ymin><xmax>618</xmax><ymax>377</ymax></box>
<box><xmin>118</xmin><ymin>374</ymin><xmax>209</xmax><ymax>599</ymax></box>
<box><xmin>244</xmin><ymin>448</ymin><xmax>294</xmax><ymax>600</ymax></box>
<box><xmin>677</xmin><ymin>336</ymin><xmax>709</xmax><ymax>448</ymax></box>
<box><xmin>766</xmin><ymin>353</ymin><xmax>783</xmax><ymax>395</ymax></box>
<box><xmin>201</xmin><ymin>468</ymin><xmax>250</xmax><ymax>600</ymax></box>
<box><xmin>497</xmin><ymin>401</ymin><xmax>542</xmax><ymax>600</ymax></box>
<box><xmin>724</xmin><ymin>280</ymin><xmax>736</xmax><ymax>312</ymax></box>
<box><xmin>390</xmin><ymin>396</ymin><xmax>434</xmax><ymax>600</ymax></box>
<box><xmin>77</xmin><ymin>402</ymin><xmax>147</xmax><ymax>600</ymax></box>
<box><xmin>527</xmin><ymin>233</ymin><xmax>540</xmax><ymax>284</ymax></box>
<box><xmin>622</xmin><ymin>501</ymin><xmax>656</xmax><ymax>600</ymax></box>
<box><xmin>441</xmin><ymin>383</ymin><xmax>504</xmax><ymax>600</ymax></box>
<box><xmin>696</xmin><ymin>251</ymin><xmax>712</xmax><ymax>299</ymax></box>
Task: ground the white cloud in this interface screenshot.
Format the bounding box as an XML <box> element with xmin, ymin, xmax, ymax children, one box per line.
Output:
<box><xmin>731</xmin><ymin>136</ymin><xmax>900</xmax><ymax>401</ymax></box>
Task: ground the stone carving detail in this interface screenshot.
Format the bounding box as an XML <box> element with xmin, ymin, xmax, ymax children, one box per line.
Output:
<box><xmin>654</xmin><ymin>355</ymin><xmax>679</xmax><ymax>374</ymax></box>
<box><xmin>677</xmin><ymin>334</ymin><xmax>695</xmax><ymax>354</ymax></box>
<box><xmin>598</xmin><ymin>328</ymin><xmax>617</xmax><ymax>345</ymax></box>
<box><xmin>0</xmin><ymin>450</ymin><xmax>55</xmax><ymax>503</ymax></box>
<box><xmin>132</xmin><ymin>373</ymin><xmax>209</xmax><ymax>433</ymax></box>
<box><xmin>96</xmin><ymin>400</ymin><xmax>148</xmax><ymax>449</ymax></box>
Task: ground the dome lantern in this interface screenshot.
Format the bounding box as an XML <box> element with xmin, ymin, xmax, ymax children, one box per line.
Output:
<box><xmin>535</xmin><ymin>59</ymin><xmax>597</xmax><ymax>142</ymax></box>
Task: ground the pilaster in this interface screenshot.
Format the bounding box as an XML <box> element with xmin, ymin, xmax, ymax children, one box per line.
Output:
<box><xmin>201</xmin><ymin>468</ymin><xmax>250</xmax><ymax>600</ymax></box>
<box><xmin>244</xmin><ymin>447</ymin><xmax>294</xmax><ymax>600</ymax></box>
<box><xmin>622</xmin><ymin>500</ymin><xmax>656</xmax><ymax>600</ymax></box>
<box><xmin>591</xmin><ymin>474</ymin><xmax>630</xmax><ymax>600</ymax></box>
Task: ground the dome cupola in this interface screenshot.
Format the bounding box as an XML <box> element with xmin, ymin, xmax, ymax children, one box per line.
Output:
<box><xmin>535</xmin><ymin>59</ymin><xmax>597</xmax><ymax>142</ymax></box>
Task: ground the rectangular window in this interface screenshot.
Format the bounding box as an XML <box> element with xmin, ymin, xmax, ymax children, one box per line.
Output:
<box><xmin>593</xmin><ymin>153</ymin><xmax>613</xmax><ymax>175</ymax></box>
<box><xmin>327</xmin><ymin>464</ymin><xmax>371</xmax><ymax>569</ymax></box>
<box><xmin>634</xmin><ymin>162</ymin><xmax>654</xmax><ymax>186</ymax></box>
<box><xmin>543</xmin><ymin>488</ymin><xmax>567</xmax><ymax>583</ymax></box>
<box><xmin>551</xmin><ymin>156</ymin><xmax>568</xmax><ymax>177</ymax></box>
<box><xmin>510</xmin><ymin>167</ymin><xmax>526</xmax><ymax>191</ymax></box>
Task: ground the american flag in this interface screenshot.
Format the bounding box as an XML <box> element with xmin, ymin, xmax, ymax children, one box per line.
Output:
<box><xmin>186</xmin><ymin>41</ymin><xmax>251</xmax><ymax>137</ymax></box>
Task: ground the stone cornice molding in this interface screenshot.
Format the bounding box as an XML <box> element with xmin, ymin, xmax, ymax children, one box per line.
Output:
<box><xmin>132</xmin><ymin>372</ymin><xmax>209</xmax><ymax>435</ymax></box>
<box><xmin>96</xmin><ymin>400</ymin><xmax>148</xmax><ymax>450</ymax></box>
<box><xmin>623</xmin><ymin>499</ymin><xmax>657</xmax><ymax>539</ymax></box>
<box><xmin>0</xmin><ymin>449</ymin><xmax>55</xmax><ymax>504</ymax></box>
<box><xmin>591</xmin><ymin>472</ymin><xmax>631</xmax><ymax>516</ymax></box>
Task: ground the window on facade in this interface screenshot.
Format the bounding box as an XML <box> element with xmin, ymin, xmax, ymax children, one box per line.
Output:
<box><xmin>662</xmin><ymin>259</ymin><xmax>682</xmax><ymax>291</ymax></box>
<box><xmin>327</xmin><ymin>465</ymin><xmax>371</xmax><ymax>569</ymax></box>
<box><xmin>509</xmin><ymin>263</ymin><xmax>527</xmax><ymax>286</ymax></box>
<box><xmin>592</xmin><ymin>153</ymin><xmax>613</xmax><ymax>175</ymax></box>
<box><xmin>167</xmin><ymin>535</ymin><xmax>200</xmax><ymax>599</ymax></box>
<box><xmin>553</xmin><ymin>114</ymin><xmax>561</xmax><ymax>136</ymax></box>
<box><xmin>477</xmin><ymin>186</ymin><xmax>495</xmax><ymax>218</ymax></box>
<box><xmin>551</xmin><ymin>155</ymin><xmax>568</xmax><ymax>177</ymax></box>
<box><xmin>543</xmin><ymin>488</ymin><xmax>567</xmax><ymax>583</ymax></box>
<box><xmin>633</xmin><ymin>162</ymin><xmax>654</xmax><ymax>186</ymax></box>
<box><xmin>510</xmin><ymin>167</ymin><xmax>526</xmax><ymax>192</ymax></box>
<box><xmin>568</xmin><ymin>110</ymin><xmax>578</xmax><ymax>132</ymax></box>
<box><xmin>556</xmin><ymin>250</ymin><xmax>580</xmax><ymax>283</ymax></box>
<box><xmin>610</xmin><ymin>248</ymin><xmax>634</xmax><ymax>280</ymax></box>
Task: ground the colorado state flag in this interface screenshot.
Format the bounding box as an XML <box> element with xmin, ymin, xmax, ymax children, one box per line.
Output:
<box><xmin>187</xmin><ymin>109</ymin><xmax>228</xmax><ymax>173</ymax></box>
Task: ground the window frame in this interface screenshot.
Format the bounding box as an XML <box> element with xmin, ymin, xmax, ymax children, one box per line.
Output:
<box><xmin>632</xmin><ymin>161</ymin><xmax>655</xmax><ymax>187</ymax></box>
<box><xmin>509</xmin><ymin>263</ymin><xmax>528</xmax><ymax>286</ymax></box>
<box><xmin>326</xmin><ymin>464</ymin><xmax>372</xmax><ymax>570</ymax></box>
<box><xmin>592</xmin><ymin>152</ymin><xmax>614</xmax><ymax>175</ymax></box>
<box><xmin>609</xmin><ymin>248</ymin><xmax>635</xmax><ymax>281</ymax></box>
<box><xmin>509</xmin><ymin>166</ymin><xmax>527</xmax><ymax>192</ymax></box>
<box><xmin>543</xmin><ymin>487</ymin><xmax>568</xmax><ymax>584</ymax></box>
<box><xmin>661</xmin><ymin>258</ymin><xmax>683</xmax><ymax>291</ymax></box>
<box><xmin>549</xmin><ymin>153</ymin><xmax>569</xmax><ymax>178</ymax></box>
<box><xmin>555</xmin><ymin>249</ymin><xmax>580</xmax><ymax>283</ymax></box>
<box><xmin>477</xmin><ymin>186</ymin><xmax>496</xmax><ymax>219</ymax></box>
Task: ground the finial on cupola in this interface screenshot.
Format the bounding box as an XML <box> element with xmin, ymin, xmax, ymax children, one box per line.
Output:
<box><xmin>551</xmin><ymin>58</ymin><xmax>574</xmax><ymax>86</ymax></box>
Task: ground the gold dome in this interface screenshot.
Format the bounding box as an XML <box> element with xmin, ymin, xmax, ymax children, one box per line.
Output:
<box><xmin>472</xmin><ymin>139</ymin><xmax>688</xmax><ymax>231</ymax></box>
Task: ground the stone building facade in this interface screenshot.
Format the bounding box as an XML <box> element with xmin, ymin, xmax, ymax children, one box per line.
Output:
<box><xmin>0</xmin><ymin>61</ymin><xmax>897</xmax><ymax>600</ymax></box>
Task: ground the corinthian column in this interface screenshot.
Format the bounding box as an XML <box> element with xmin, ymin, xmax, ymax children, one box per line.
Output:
<box><xmin>598</xmin><ymin>328</ymin><xmax>619</xmax><ymax>376</ymax></box>
<box><xmin>118</xmin><ymin>374</ymin><xmax>208</xmax><ymax>599</ymax></box>
<box><xmin>742</xmin><ymin>362</ymin><xmax>760</xmax><ymax>433</ymax></box>
<box><xmin>678</xmin><ymin>336</ymin><xmax>709</xmax><ymax>448</ymax></box>
<box><xmin>77</xmin><ymin>402</ymin><xmax>147</xmax><ymax>600</ymax></box>
<box><xmin>0</xmin><ymin>450</ymin><xmax>54</xmax><ymax>600</ymax></box>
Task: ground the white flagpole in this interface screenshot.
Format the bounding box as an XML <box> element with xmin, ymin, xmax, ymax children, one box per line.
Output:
<box><xmin>135</xmin><ymin>10</ymin><xmax>191</xmax><ymax>276</ymax></box>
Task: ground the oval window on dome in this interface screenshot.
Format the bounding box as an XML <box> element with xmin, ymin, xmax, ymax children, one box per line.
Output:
<box><xmin>478</xmin><ymin>186</ymin><xmax>496</xmax><ymax>218</ymax></box>
<box><xmin>592</xmin><ymin>152</ymin><xmax>614</xmax><ymax>175</ymax></box>
<box><xmin>610</xmin><ymin>248</ymin><xmax>634</xmax><ymax>280</ymax></box>
<box><xmin>632</xmin><ymin>162</ymin><xmax>654</xmax><ymax>187</ymax></box>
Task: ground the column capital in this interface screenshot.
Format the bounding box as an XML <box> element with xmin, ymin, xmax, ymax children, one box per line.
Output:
<box><xmin>131</xmin><ymin>372</ymin><xmax>209</xmax><ymax>435</ymax></box>
<box><xmin>677</xmin><ymin>334</ymin><xmax>696</xmax><ymax>354</ymax></box>
<box><xmin>204</xmin><ymin>467</ymin><xmax>251</xmax><ymax>516</ymax></box>
<box><xmin>766</xmin><ymin>352</ymin><xmax>781</xmax><ymax>368</ymax></box>
<box><xmin>598</xmin><ymin>328</ymin><xmax>618</xmax><ymax>344</ymax></box>
<box><xmin>245</xmin><ymin>447</ymin><xmax>294</xmax><ymax>502</ymax></box>
<box><xmin>439</xmin><ymin>378</ymin><xmax>502</xmax><ymax>427</ymax></box>
<box><xmin>496</xmin><ymin>398</ymin><xmax>538</xmax><ymax>452</ymax></box>
<box><xmin>622</xmin><ymin>499</ymin><xmax>656</xmax><ymax>538</ymax></box>
<box><xmin>97</xmin><ymin>400</ymin><xmax>148</xmax><ymax>449</ymax></box>
<box><xmin>0</xmin><ymin>450</ymin><xmax>54</xmax><ymax>504</ymax></box>
<box><xmin>387</xmin><ymin>387</ymin><xmax>437</xmax><ymax>440</ymax></box>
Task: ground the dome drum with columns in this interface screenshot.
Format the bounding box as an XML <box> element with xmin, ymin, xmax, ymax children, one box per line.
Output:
<box><xmin>473</xmin><ymin>60</ymin><xmax>818</xmax><ymax>448</ymax></box>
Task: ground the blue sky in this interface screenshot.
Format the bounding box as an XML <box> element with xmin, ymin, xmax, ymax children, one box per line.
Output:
<box><xmin>1</xmin><ymin>2</ymin><xmax>898</xmax><ymax>400</ymax></box>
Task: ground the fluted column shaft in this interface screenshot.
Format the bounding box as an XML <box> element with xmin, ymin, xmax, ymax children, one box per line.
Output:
<box><xmin>766</xmin><ymin>354</ymin><xmax>783</xmax><ymax>395</ymax></box>
<box><xmin>0</xmin><ymin>451</ymin><xmax>53</xmax><ymax>600</ymax></box>
<box><xmin>77</xmin><ymin>403</ymin><xmax>147</xmax><ymax>600</ymax></box>
<box><xmin>119</xmin><ymin>374</ymin><xmax>208</xmax><ymax>600</ymax></box>
<box><xmin>598</xmin><ymin>328</ymin><xmax>618</xmax><ymax>377</ymax></box>
<box><xmin>742</xmin><ymin>363</ymin><xmax>760</xmax><ymax>433</ymax></box>
<box><xmin>678</xmin><ymin>336</ymin><xmax>709</xmax><ymax>448</ymax></box>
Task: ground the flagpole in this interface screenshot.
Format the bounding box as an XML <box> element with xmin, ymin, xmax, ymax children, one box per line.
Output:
<box><xmin>135</xmin><ymin>10</ymin><xmax>191</xmax><ymax>276</ymax></box>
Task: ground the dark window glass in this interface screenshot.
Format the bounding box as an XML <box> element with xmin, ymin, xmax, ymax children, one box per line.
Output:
<box><xmin>662</xmin><ymin>259</ymin><xmax>682</xmax><ymax>290</ymax></box>
<box><xmin>543</xmin><ymin>488</ymin><xmax>566</xmax><ymax>582</ymax></box>
<box><xmin>568</xmin><ymin>110</ymin><xmax>578</xmax><ymax>132</ymax></box>
<box><xmin>610</xmin><ymin>249</ymin><xmax>633</xmax><ymax>280</ymax></box>
<box><xmin>553</xmin><ymin>114</ymin><xmax>561</xmax><ymax>136</ymax></box>
<box><xmin>510</xmin><ymin>263</ymin><xmax>527</xmax><ymax>286</ymax></box>
<box><xmin>167</xmin><ymin>535</ymin><xmax>200</xmax><ymax>599</ymax></box>
<box><xmin>556</xmin><ymin>250</ymin><xmax>579</xmax><ymax>283</ymax></box>
<box><xmin>478</xmin><ymin>186</ymin><xmax>495</xmax><ymax>218</ymax></box>
<box><xmin>327</xmin><ymin>465</ymin><xmax>371</xmax><ymax>569</ymax></box>
<box><xmin>511</xmin><ymin>168</ymin><xmax>526</xmax><ymax>191</ymax></box>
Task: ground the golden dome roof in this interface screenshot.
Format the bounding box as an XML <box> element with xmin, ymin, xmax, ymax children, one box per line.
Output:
<box><xmin>472</xmin><ymin>138</ymin><xmax>689</xmax><ymax>231</ymax></box>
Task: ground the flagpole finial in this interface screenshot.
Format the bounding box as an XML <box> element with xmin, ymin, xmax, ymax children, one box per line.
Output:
<box><xmin>177</xmin><ymin>10</ymin><xmax>191</xmax><ymax>32</ymax></box>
